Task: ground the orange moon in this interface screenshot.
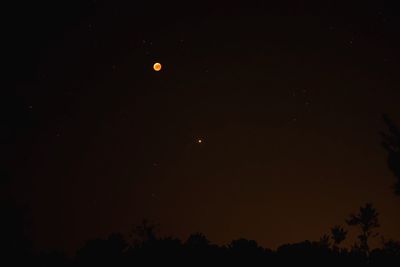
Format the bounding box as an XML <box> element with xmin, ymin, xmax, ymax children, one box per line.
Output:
<box><xmin>153</xmin><ymin>62</ymin><xmax>162</xmax><ymax>71</ymax></box>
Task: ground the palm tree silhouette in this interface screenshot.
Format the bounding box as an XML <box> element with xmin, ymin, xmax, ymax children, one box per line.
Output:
<box><xmin>346</xmin><ymin>203</ymin><xmax>380</xmax><ymax>256</ymax></box>
<box><xmin>330</xmin><ymin>225</ymin><xmax>347</xmax><ymax>251</ymax></box>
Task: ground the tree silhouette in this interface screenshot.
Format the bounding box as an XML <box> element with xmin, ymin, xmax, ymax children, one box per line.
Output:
<box><xmin>382</xmin><ymin>239</ymin><xmax>400</xmax><ymax>256</ymax></box>
<box><xmin>185</xmin><ymin>232</ymin><xmax>210</xmax><ymax>248</ymax></box>
<box><xmin>228</xmin><ymin>238</ymin><xmax>264</xmax><ymax>253</ymax></box>
<box><xmin>277</xmin><ymin>240</ymin><xmax>334</xmax><ymax>265</ymax></box>
<box><xmin>130</xmin><ymin>219</ymin><xmax>159</xmax><ymax>245</ymax></box>
<box><xmin>227</xmin><ymin>238</ymin><xmax>267</xmax><ymax>264</ymax></box>
<box><xmin>380</xmin><ymin>114</ymin><xmax>400</xmax><ymax>196</ymax></box>
<box><xmin>346</xmin><ymin>203</ymin><xmax>380</xmax><ymax>256</ymax></box>
<box><xmin>7</xmin><ymin>217</ymin><xmax>400</xmax><ymax>265</ymax></box>
<box><xmin>317</xmin><ymin>234</ymin><xmax>331</xmax><ymax>249</ymax></box>
<box><xmin>331</xmin><ymin>225</ymin><xmax>347</xmax><ymax>251</ymax></box>
<box><xmin>75</xmin><ymin>233</ymin><xmax>128</xmax><ymax>267</ymax></box>
<box><xmin>369</xmin><ymin>238</ymin><xmax>400</xmax><ymax>265</ymax></box>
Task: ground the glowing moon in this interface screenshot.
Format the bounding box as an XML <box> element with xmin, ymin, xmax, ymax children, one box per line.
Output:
<box><xmin>153</xmin><ymin>62</ymin><xmax>162</xmax><ymax>71</ymax></box>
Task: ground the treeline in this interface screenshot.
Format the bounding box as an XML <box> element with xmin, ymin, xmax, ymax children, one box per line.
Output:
<box><xmin>12</xmin><ymin>203</ymin><xmax>397</xmax><ymax>267</ymax></box>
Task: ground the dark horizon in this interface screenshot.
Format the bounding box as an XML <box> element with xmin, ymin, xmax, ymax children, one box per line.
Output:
<box><xmin>5</xmin><ymin>0</ymin><xmax>400</xmax><ymax>256</ymax></box>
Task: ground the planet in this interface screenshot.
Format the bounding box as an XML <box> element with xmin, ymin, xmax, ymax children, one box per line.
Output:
<box><xmin>153</xmin><ymin>62</ymin><xmax>162</xmax><ymax>71</ymax></box>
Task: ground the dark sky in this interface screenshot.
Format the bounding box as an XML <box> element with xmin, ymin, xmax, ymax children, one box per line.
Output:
<box><xmin>6</xmin><ymin>1</ymin><xmax>400</xmax><ymax>254</ymax></box>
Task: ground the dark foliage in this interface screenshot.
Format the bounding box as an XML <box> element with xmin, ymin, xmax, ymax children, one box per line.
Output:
<box><xmin>381</xmin><ymin>114</ymin><xmax>400</xmax><ymax>195</ymax></box>
<box><xmin>331</xmin><ymin>225</ymin><xmax>347</xmax><ymax>248</ymax></box>
<box><xmin>346</xmin><ymin>203</ymin><xmax>380</xmax><ymax>256</ymax></box>
<box><xmin>1</xmin><ymin>200</ymin><xmax>400</xmax><ymax>267</ymax></box>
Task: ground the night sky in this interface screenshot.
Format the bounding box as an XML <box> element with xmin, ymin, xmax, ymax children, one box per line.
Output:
<box><xmin>6</xmin><ymin>1</ymin><xmax>400</xmax><ymax>254</ymax></box>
